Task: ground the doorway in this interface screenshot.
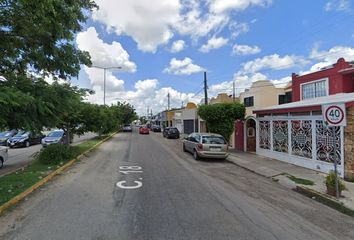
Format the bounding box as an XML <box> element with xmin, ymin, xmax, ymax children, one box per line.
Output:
<box><xmin>246</xmin><ymin>118</ymin><xmax>256</xmax><ymax>152</ymax></box>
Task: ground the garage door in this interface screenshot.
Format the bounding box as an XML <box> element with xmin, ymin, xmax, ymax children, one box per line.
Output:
<box><xmin>183</xmin><ymin>120</ymin><xmax>194</xmax><ymax>134</ymax></box>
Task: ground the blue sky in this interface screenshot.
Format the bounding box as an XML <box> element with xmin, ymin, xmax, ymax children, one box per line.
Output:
<box><xmin>73</xmin><ymin>0</ymin><xmax>354</xmax><ymax>115</ymax></box>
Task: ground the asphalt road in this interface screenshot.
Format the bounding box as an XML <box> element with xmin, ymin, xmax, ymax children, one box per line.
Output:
<box><xmin>1</xmin><ymin>129</ymin><xmax>354</xmax><ymax>240</ymax></box>
<box><xmin>0</xmin><ymin>132</ymin><xmax>97</xmax><ymax>176</ymax></box>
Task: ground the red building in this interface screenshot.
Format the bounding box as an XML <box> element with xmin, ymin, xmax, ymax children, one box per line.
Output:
<box><xmin>292</xmin><ymin>58</ymin><xmax>354</xmax><ymax>102</ymax></box>
<box><xmin>253</xmin><ymin>58</ymin><xmax>354</xmax><ymax>179</ymax></box>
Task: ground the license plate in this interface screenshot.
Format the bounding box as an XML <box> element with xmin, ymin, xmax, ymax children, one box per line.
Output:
<box><xmin>10</xmin><ymin>143</ymin><xmax>14</xmax><ymax>146</ymax></box>
<box><xmin>210</xmin><ymin>147</ymin><xmax>221</xmax><ymax>152</ymax></box>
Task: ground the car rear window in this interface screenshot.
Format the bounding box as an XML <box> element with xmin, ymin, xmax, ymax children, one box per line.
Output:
<box><xmin>169</xmin><ymin>128</ymin><xmax>178</xmax><ymax>133</ymax></box>
<box><xmin>202</xmin><ymin>136</ymin><xmax>226</xmax><ymax>144</ymax></box>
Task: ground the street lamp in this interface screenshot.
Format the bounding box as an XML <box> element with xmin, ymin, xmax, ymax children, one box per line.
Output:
<box><xmin>91</xmin><ymin>65</ymin><xmax>122</xmax><ymax>105</ymax></box>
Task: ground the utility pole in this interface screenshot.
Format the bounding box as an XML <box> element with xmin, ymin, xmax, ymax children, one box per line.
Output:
<box><xmin>204</xmin><ymin>71</ymin><xmax>208</xmax><ymax>105</ymax></box>
<box><xmin>233</xmin><ymin>81</ymin><xmax>236</xmax><ymax>102</ymax></box>
<box><xmin>167</xmin><ymin>92</ymin><xmax>171</xmax><ymax>110</ymax></box>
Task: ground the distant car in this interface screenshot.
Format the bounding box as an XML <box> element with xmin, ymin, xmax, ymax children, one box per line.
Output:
<box><xmin>41</xmin><ymin>130</ymin><xmax>68</xmax><ymax>148</ymax></box>
<box><xmin>0</xmin><ymin>130</ymin><xmax>17</xmax><ymax>146</ymax></box>
<box><xmin>139</xmin><ymin>125</ymin><xmax>149</xmax><ymax>134</ymax></box>
<box><xmin>152</xmin><ymin>125</ymin><xmax>161</xmax><ymax>132</ymax></box>
<box><xmin>163</xmin><ymin>127</ymin><xmax>180</xmax><ymax>139</ymax></box>
<box><xmin>7</xmin><ymin>131</ymin><xmax>44</xmax><ymax>148</ymax></box>
<box><xmin>122</xmin><ymin>124</ymin><xmax>132</xmax><ymax>132</ymax></box>
<box><xmin>182</xmin><ymin>133</ymin><xmax>229</xmax><ymax>160</ymax></box>
<box><xmin>0</xmin><ymin>146</ymin><xmax>9</xmax><ymax>168</ymax></box>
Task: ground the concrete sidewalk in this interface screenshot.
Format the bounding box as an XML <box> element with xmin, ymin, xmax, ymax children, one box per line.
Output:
<box><xmin>227</xmin><ymin>150</ymin><xmax>354</xmax><ymax>212</ymax></box>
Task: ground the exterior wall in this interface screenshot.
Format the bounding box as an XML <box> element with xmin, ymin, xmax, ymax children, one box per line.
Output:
<box><xmin>292</xmin><ymin>58</ymin><xmax>354</xmax><ymax>102</ymax></box>
<box><xmin>173</xmin><ymin>111</ymin><xmax>183</xmax><ymax>132</ymax></box>
<box><xmin>239</xmin><ymin>80</ymin><xmax>287</xmax><ymax>117</ymax></box>
<box><xmin>209</xmin><ymin>93</ymin><xmax>235</xmax><ymax>104</ymax></box>
<box><xmin>167</xmin><ymin>111</ymin><xmax>175</xmax><ymax>127</ymax></box>
<box><xmin>181</xmin><ymin>107</ymin><xmax>198</xmax><ymax>134</ymax></box>
<box><xmin>182</xmin><ymin>108</ymin><xmax>197</xmax><ymax>120</ymax></box>
<box><xmin>256</xmin><ymin>115</ymin><xmax>345</xmax><ymax>177</ymax></box>
<box><xmin>345</xmin><ymin>107</ymin><xmax>354</xmax><ymax>180</ymax></box>
<box><xmin>343</xmin><ymin>73</ymin><xmax>354</xmax><ymax>94</ymax></box>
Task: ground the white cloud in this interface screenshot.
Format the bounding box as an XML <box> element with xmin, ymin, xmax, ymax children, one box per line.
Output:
<box><xmin>76</xmin><ymin>27</ymin><xmax>136</xmax><ymax>93</ymax></box>
<box><xmin>307</xmin><ymin>45</ymin><xmax>354</xmax><ymax>72</ymax></box>
<box><xmin>324</xmin><ymin>0</ymin><xmax>351</xmax><ymax>12</ymax></box>
<box><xmin>163</xmin><ymin>57</ymin><xmax>205</xmax><ymax>75</ymax></box>
<box><xmin>171</xmin><ymin>40</ymin><xmax>186</xmax><ymax>53</ymax></box>
<box><xmin>85</xmin><ymin>79</ymin><xmax>203</xmax><ymax>115</ymax></box>
<box><xmin>208</xmin><ymin>0</ymin><xmax>272</xmax><ymax>14</ymax></box>
<box><xmin>174</xmin><ymin>1</ymin><xmax>229</xmax><ymax>40</ymax></box>
<box><xmin>209</xmin><ymin>81</ymin><xmax>234</xmax><ymax>96</ymax></box>
<box><xmin>92</xmin><ymin>0</ymin><xmax>180</xmax><ymax>53</ymax></box>
<box><xmin>228</xmin><ymin>21</ymin><xmax>250</xmax><ymax>39</ymax></box>
<box><xmin>232</xmin><ymin>44</ymin><xmax>261</xmax><ymax>55</ymax></box>
<box><xmin>84</xmin><ymin>67</ymin><xmax>125</xmax><ymax>93</ymax></box>
<box><xmin>234</xmin><ymin>72</ymin><xmax>268</xmax><ymax>89</ymax></box>
<box><xmin>199</xmin><ymin>36</ymin><xmax>229</xmax><ymax>53</ymax></box>
<box><xmin>239</xmin><ymin>54</ymin><xmax>309</xmax><ymax>74</ymax></box>
<box><xmin>91</xmin><ymin>0</ymin><xmax>272</xmax><ymax>52</ymax></box>
<box><xmin>76</xmin><ymin>27</ymin><xmax>137</xmax><ymax>72</ymax></box>
<box><xmin>208</xmin><ymin>72</ymin><xmax>290</xmax><ymax>97</ymax></box>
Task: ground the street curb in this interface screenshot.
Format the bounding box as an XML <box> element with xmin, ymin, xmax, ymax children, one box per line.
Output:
<box><xmin>0</xmin><ymin>132</ymin><xmax>117</xmax><ymax>216</ymax></box>
<box><xmin>228</xmin><ymin>153</ymin><xmax>354</xmax><ymax>217</ymax></box>
<box><xmin>296</xmin><ymin>186</ymin><xmax>354</xmax><ymax>217</ymax></box>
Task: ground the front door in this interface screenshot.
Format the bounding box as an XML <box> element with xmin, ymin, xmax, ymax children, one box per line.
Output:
<box><xmin>234</xmin><ymin>120</ymin><xmax>244</xmax><ymax>151</ymax></box>
<box><xmin>246</xmin><ymin>119</ymin><xmax>256</xmax><ymax>152</ymax></box>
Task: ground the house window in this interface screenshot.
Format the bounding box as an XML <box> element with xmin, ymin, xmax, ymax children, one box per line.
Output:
<box><xmin>278</xmin><ymin>92</ymin><xmax>292</xmax><ymax>105</ymax></box>
<box><xmin>244</xmin><ymin>96</ymin><xmax>254</xmax><ymax>107</ymax></box>
<box><xmin>301</xmin><ymin>79</ymin><xmax>328</xmax><ymax>100</ymax></box>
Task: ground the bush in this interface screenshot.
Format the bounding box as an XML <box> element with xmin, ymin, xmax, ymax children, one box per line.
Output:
<box><xmin>325</xmin><ymin>171</ymin><xmax>346</xmax><ymax>191</ymax></box>
<box><xmin>37</xmin><ymin>144</ymin><xmax>73</xmax><ymax>165</ymax></box>
<box><xmin>198</xmin><ymin>103</ymin><xmax>245</xmax><ymax>141</ymax></box>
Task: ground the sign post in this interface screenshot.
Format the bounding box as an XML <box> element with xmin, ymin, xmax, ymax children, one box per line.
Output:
<box><xmin>322</xmin><ymin>103</ymin><xmax>346</xmax><ymax>199</ymax></box>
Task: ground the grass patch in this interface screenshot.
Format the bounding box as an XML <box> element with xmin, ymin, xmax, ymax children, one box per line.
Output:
<box><xmin>286</xmin><ymin>175</ymin><xmax>315</xmax><ymax>186</ymax></box>
<box><xmin>296</xmin><ymin>186</ymin><xmax>354</xmax><ymax>217</ymax></box>
<box><xmin>0</xmin><ymin>135</ymin><xmax>108</xmax><ymax>206</ymax></box>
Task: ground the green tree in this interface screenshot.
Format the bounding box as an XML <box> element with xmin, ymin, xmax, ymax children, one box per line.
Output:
<box><xmin>198</xmin><ymin>103</ymin><xmax>245</xmax><ymax>142</ymax></box>
<box><xmin>0</xmin><ymin>0</ymin><xmax>97</xmax><ymax>80</ymax></box>
<box><xmin>111</xmin><ymin>102</ymin><xmax>137</xmax><ymax>125</ymax></box>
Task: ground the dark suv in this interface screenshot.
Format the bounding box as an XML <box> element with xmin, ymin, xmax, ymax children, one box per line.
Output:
<box><xmin>163</xmin><ymin>127</ymin><xmax>180</xmax><ymax>139</ymax></box>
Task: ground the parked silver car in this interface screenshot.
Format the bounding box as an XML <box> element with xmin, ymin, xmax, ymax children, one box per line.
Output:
<box><xmin>0</xmin><ymin>146</ymin><xmax>9</xmax><ymax>168</ymax></box>
<box><xmin>41</xmin><ymin>130</ymin><xmax>67</xmax><ymax>148</ymax></box>
<box><xmin>182</xmin><ymin>133</ymin><xmax>229</xmax><ymax>160</ymax></box>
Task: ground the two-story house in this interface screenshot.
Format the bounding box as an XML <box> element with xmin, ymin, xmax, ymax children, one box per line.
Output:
<box><xmin>253</xmin><ymin>58</ymin><xmax>354</xmax><ymax>179</ymax></box>
<box><xmin>234</xmin><ymin>80</ymin><xmax>291</xmax><ymax>152</ymax></box>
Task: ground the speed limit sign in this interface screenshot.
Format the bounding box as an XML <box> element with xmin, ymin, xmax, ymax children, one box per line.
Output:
<box><xmin>322</xmin><ymin>103</ymin><xmax>346</xmax><ymax>126</ymax></box>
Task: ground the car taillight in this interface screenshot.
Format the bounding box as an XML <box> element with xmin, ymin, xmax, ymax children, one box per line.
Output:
<box><xmin>197</xmin><ymin>144</ymin><xmax>203</xmax><ymax>150</ymax></box>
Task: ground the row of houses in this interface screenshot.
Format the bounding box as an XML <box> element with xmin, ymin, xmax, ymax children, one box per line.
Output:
<box><xmin>152</xmin><ymin>58</ymin><xmax>354</xmax><ymax>180</ymax></box>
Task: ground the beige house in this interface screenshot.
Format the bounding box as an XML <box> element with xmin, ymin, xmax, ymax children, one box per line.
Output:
<box><xmin>209</xmin><ymin>93</ymin><xmax>237</xmax><ymax>105</ymax></box>
<box><xmin>235</xmin><ymin>80</ymin><xmax>291</xmax><ymax>152</ymax></box>
<box><xmin>239</xmin><ymin>80</ymin><xmax>290</xmax><ymax>117</ymax></box>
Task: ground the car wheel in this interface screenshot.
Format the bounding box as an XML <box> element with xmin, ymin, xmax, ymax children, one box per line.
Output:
<box><xmin>193</xmin><ymin>150</ymin><xmax>199</xmax><ymax>160</ymax></box>
<box><xmin>25</xmin><ymin>141</ymin><xmax>30</xmax><ymax>147</ymax></box>
<box><xmin>183</xmin><ymin>143</ymin><xmax>187</xmax><ymax>152</ymax></box>
<box><xmin>0</xmin><ymin>158</ymin><xmax>3</xmax><ymax>169</ymax></box>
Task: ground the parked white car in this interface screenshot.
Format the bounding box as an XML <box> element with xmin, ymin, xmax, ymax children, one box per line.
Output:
<box><xmin>0</xmin><ymin>146</ymin><xmax>9</xmax><ymax>168</ymax></box>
